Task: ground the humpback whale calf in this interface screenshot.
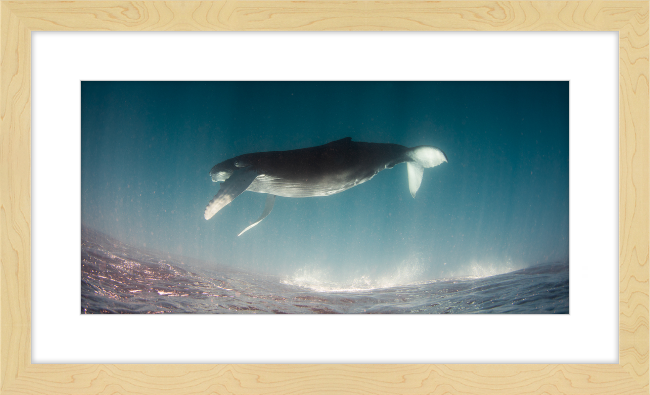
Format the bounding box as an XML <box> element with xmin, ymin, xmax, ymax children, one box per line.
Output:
<box><xmin>205</xmin><ymin>137</ymin><xmax>447</xmax><ymax>236</ymax></box>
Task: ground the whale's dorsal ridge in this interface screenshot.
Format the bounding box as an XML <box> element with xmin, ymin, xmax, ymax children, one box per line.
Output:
<box><xmin>327</xmin><ymin>137</ymin><xmax>352</xmax><ymax>145</ymax></box>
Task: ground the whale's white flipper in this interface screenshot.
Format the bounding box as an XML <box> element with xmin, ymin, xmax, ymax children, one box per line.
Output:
<box><xmin>238</xmin><ymin>194</ymin><xmax>276</xmax><ymax>236</ymax></box>
<box><xmin>405</xmin><ymin>146</ymin><xmax>448</xmax><ymax>198</ymax></box>
<box><xmin>204</xmin><ymin>167</ymin><xmax>258</xmax><ymax>220</ymax></box>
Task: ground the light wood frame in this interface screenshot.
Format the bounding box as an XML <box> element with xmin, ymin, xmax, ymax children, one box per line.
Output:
<box><xmin>1</xmin><ymin>1</ymin><xmax>648</xmax><ymax>394</ymax></box>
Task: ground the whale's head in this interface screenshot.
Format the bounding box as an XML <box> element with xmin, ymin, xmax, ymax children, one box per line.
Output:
<box><xmin>210</xmin><ymin>155</ymin><xmax>254</xmax><ymax>182</ymax></box>
<box><xmin>209</xmin><ymin>160</ymin><xmax>236</xmax><ymax>182</ymax></box>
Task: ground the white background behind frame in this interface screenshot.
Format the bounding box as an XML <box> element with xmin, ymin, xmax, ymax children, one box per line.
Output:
<box><xmin>32</xmin><ymin>32</ymin><xmax>618</xmax><ymax>364</ymax></box>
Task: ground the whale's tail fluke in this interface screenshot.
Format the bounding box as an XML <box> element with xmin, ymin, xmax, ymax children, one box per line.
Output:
<box><xmin>405</xmin><ymin>146</ymin><xmax>447</xmax><ymax>198</ymax></box>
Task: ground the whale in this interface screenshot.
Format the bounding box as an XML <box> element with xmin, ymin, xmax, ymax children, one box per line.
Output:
<box><xmin>205</xmin><ymin>137</ymin><xmax>447</xmax><ymax>235</ymax></box>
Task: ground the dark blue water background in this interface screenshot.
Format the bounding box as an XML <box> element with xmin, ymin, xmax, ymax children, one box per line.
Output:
<box><xmin>81</xmin><ymin>81</ymin><xmax>569</xmax><ymax>313</ymax></box>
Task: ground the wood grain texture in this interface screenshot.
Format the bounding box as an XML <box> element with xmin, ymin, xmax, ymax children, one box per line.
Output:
<box><xmin>0</xmin><ymin>1</ymin><xmax>648</xmax><ymax>394</ymax></box>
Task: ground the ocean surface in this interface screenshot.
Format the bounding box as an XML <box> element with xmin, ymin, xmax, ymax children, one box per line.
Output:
<box><xmin>82</xmin><ymin>227</ymin><xmax>569</xmax><ymax>314</ymax></box>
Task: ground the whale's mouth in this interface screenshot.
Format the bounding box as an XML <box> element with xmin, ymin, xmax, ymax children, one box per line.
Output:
<box><xmin>210</xmin><ymin>170</ymin><xmax>233</xmax><ymax>182</ymax></box>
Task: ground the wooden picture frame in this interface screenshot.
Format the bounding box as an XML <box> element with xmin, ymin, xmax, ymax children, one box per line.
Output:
<box><xmin>1</xmin><ymin>2</ymin><xmax>647</xmax><ymax>394</ymax></box>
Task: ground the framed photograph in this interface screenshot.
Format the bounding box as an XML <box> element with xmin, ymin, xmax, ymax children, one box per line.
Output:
<box><xmin>2</xmin><ymin>1</ymin><xmax>647</xmax><ymax>394</ymax></box>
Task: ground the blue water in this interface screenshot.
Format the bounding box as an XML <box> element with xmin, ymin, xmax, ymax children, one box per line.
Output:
<box><xmin>82</xmin><ymin>227</ymin><xmax>568</xmax><ymax>314</ymax></box>
<box><xmin>81</xmin><ymin>81</ymin><xmax>569</xmax><ymax>314</ymax></box>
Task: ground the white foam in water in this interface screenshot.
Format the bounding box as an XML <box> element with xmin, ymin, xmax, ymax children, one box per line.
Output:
<box><xmin>447</xmin><ymin>259</ymin><xmax>527</xmax><ymax>280</ymax></box>
<box><xmin>282</xmin><ymin>257</ymin><xmax>431</xmax><ymax>292</ymax></box>
<box><xmin>283</xmin><ymin>257</ymin><xmax>530</xmax><ymax>293</ymax></box>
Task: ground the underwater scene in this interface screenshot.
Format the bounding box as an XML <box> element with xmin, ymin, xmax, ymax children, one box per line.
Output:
<box><xmin>81</xmin><ymin>81</ymin><xmax>569</xmax><ymax>314</ymax></box>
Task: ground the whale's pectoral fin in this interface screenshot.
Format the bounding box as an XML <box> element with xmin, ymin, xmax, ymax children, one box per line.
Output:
<box><xmin>238</xmin><ymin>194</ymin><xmax>276</xmax><ymax>236</ymax></box>
<box><xmin>204</xmin><ymin>167</ymin><xmax>258</xmax><ymax>220</ymax></box>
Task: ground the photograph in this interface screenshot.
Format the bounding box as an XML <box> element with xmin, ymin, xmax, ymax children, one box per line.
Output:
<box><xmin>81</xmin><ymin>81</ymin><xmax>569</xmax><ymax>314</ymax></box>
<box><xmin>2</xmin><ymin>1</ymin><xmax>644</xmax><ymax>393</ymax></box>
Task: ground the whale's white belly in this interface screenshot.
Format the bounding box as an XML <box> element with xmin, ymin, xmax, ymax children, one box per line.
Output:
<box><xmin>247</xmin><ymin>171</ymin><xmax>378</xmax><ymax>198</ymax></box>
